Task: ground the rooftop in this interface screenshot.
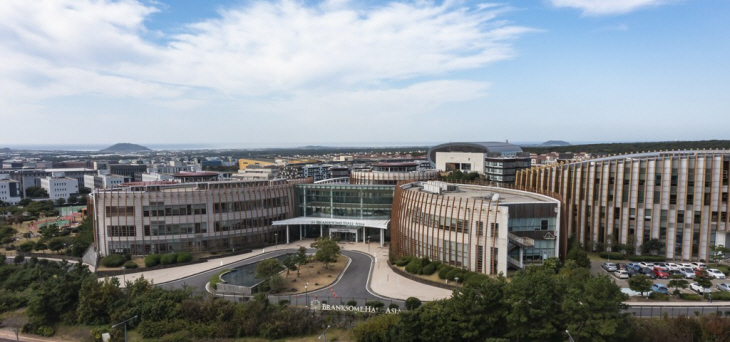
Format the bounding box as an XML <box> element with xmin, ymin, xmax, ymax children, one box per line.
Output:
<box><xmin>403</xmin><ymin>182</ymin><xmax>558</xmax><ymax>205</ymax></box>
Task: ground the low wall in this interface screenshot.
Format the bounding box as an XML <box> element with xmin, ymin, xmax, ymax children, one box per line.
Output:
<box><xmin>387</xmin><ymin>261</ymin><xmax>458</xmax><ymax>291</ymax></box>
<box><xmin>95</xmin><ymin>249</ymin><xmax>254</xmax><ymax>277</ymax></box>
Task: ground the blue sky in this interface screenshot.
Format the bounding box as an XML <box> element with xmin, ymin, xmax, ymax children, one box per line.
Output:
<box><xmin>0</xmin><ymin>0</ymin><xmax>728</xmax><ymax>147</ymax></box>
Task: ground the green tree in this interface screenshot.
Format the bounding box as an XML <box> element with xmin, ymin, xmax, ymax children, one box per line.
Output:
<box><xmin>696</xmin><ymin>271</ymin><xmax>712</xmax><ymax>297</ymax></box>
<box><xmin>67</xmin><ymin>195</ymin><xmax>78</xmax><ymax>205</ymax></box>
<box><xmin>405</xmin><ymin>297</ymin><xmax>422</xmax><ymax>310</ymax></box>
<box><xmin>505</xmin><ymin>267</ymin><xmax>564</xmax><ymax>341</ymax></box>
<box><xmin>641</xmin><ymin>238</ymin><xmax>664</xmax><ymax>255</ymax></box>
<box><xmin>25</xmin><ymin>187</ymin><xmax>49</xmax><ymax>198</ymax></box>
<box><xmin>311</xmin><ymin>237</ymin><xmax>341</xmax><ymax>269</ymax></box>
<box><xmin>55</xmin><ymin>198</ymin><xmax>66</xmax><ymax>206</ymax></box>
<box><xmin>628</xmin><ymin>275</ymin><xmax>653</xmax><ymax>296</ymax></box>
<box><xmin>709</xmin><ymin>244</ymin><xmax>730</xmax><ymax>264</ymax></box>
<box><xmin>567</xmin><ymin>245</ymin><xmax>591</xmax><ymax>268</ymax></box>
<box><xmin>255</xmin><ymin>258</ymin><xmax>283</xmax><ymax>279</ymax></box>
<box><xmin>295</xmin><ymin>246</ymin><xmax>308</xmax><ymax>276</ymax></box>
<box><xmin>48</xmin><ymin>238</ymin><xmax>65</xmax><ymax>253</ymax></box>
<box><xmin>268</xmin><ymin>274</ymin><xmax>286</xmax><ymax>293</ymax></box>
<box><xmin>18</xmin><ymin>241</ymin><xmax>35</xmax><ymax>253</ymax></box>
<box><xmin>562</xmin><ymin>275</ymin><xmax>630</xmax><ymax>342</ymax></box>
<box><xmin>281</xmin><ymin>255</ymin><xmax>297</xmax><ymax>277</ymax></box>
<box><xmin>667</xmin><ymin>279</ymin><xmax>689</xmax><ymax>294</ymax></box>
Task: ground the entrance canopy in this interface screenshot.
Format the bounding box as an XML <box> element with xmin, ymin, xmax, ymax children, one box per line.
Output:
<box><xmin>272</xmin><ymin>217</ymin><xmax>389</xmax><ymax>230</ymax></box>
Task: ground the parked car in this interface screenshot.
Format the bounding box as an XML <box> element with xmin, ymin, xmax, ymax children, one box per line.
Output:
<box><xmin>680</xmin><ymin>263</ymin><xmax>694</xmax><ymax>269</ymax></box>
<box><xmin>716</xmin><ymin>283</ymin><xmax>730</xmax><ymax>292</ymax></box>
<box><xmin>639</xmin><ymin>262</ymin><xmax>655</xmax><ymax>268</ymax></box>
<box><xmin>666</xmin><ymin>263</ymin><xmax>680</xmax><ymax>270</ymax></box>
<box><xmin>615</xmin><ymin>263</ymin><xmax>627</xmax><ymax>270</ymax></box>
<box><xmin>653</xmin><ymin>268</ymin><xmax>670</xmax><ymax>279</ymax></box>
<box><xmin>615</xmin><ymin>269</ymin><xmax>630</xmax><ymax>279</ymax></box>
<box><xmin>651</xmin><ymin>283</ymin><xmax>669</xmax><ymax>294</ymax></box>
<box><xmin>627</xmin><ymin>262</ymin><xmax>641</xmax><ymax>269</ymax></box>
<box><xmin>668</xmin><ymin>269</ymin><xmax>685</xmax><ymax>277</ymax></box>
<box><xmin>602</xmin><ymin>262</ymin><xmax>618</xmax><ymax>272</ymax></box>
<box><xmin>689</xmin><ymin>282</ymin><xmax>712</xmax><ymax>294</ymax></box>
<box><xmin>627</xmin><ymin>267</ymin><xmax>641</xmax><ymax>277</ymax></box>
<box><xmin>654</xmin><ymin>262</ymin><xmax>668</xmax><ymax>270</ymax></box>
<box><xmin>641</xmin><ymin>267</ymin><xmax>657</xmax><ymax>279</ymax></box>
<box><xmin>706</xmin><ymin>269</ymin><xmax>726</xmax><ymax>279</ymax></box>
<box><xmin>691</xmin><ymin>262</ymin><xmax>707</xmax><ymax>270</ymax></box>
<box><xmin>678</xmin><ymin>268</ymin><xmax>696</xmax><ymax>279</ymax></box>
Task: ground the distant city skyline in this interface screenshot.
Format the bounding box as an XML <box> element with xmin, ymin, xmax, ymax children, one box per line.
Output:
<box><xmin>1</xmin><ymin>0</ymin><xmax>728</xmax><ymax>145</ymax></box>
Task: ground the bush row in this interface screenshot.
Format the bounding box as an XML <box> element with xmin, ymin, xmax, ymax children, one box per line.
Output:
<box><xmin>144</xmin><ymin>252</ymin><xmax>193</xmax><ymax>267</ymax></box>
<box><xmin>395</xmin><ymin>256</ymin><xmax>489</xmax><ymax>286</ymax></box>
<box><xmin>599</xmin><ymin>252</ymin><xmax>625</xmax><ymax>260</ymax></box>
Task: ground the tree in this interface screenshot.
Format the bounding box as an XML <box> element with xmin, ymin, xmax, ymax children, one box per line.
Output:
<box><xmin>255</xmin><ymin>259</ymin><xmax>283</xmax><ymax>279</ymax></box>
<box><xmin>281</xmin><ymin>255</ymin><xmax>297</xmax><ymax>277</ymax></box>
<box><xmin>628</xmin><ymin>275</ymin><xmax>652</xmax><ymax>296</ymax></box>
<box><xmin>566</xmin><ymin>245</ymin><xmax>591</xmax><ymax>268</ymax></box>
<box><xmin>48</xmin><ymin>238</ymin><xmax>65</xmax><ymax>254</ymax></box>
<box><xmin>405</xmin><ymin>297</ymin><xmax>422</xmax><ymax>310</ymax></box>
<box><xmin>505</xmin><ymin>267</ymin><xmax>564</xmax><ymax>341</ymax></box>
<box><xmin>18</xmin><ymin>241</ymin><xmax>35</xmax><ymax>253</ymax></box>
<box><xmin>667</xmin><ymin>279</ymin><xmax>689</xmax><ymax>295</ymax></box>
<box><xmin>641</xmin><ymin>238</ymin><xmax>663</xmax><ymax>255</ymax></box>
<box><xmin>696</xmin><ymin>271</ymin><xmax>713</xmax><ymax>297</ymax></box>
<box><xmin>55</xmin><ymin>198</ymin><xmax>66</xmax><ymax>206</ymax></box>
<box><xmin>39</xmin><ymin>224</ymin><xmax>59</xmax><ymax>239</ymax></box>
<box><xmin>709</xmin><ymin>244</ymin><xmax>730</xmax><ymax>264</ymax></box>
<box><xmin>311</xmin><ymin>237</ymin><xmax>340</xmax><ymax>269</ymax></box>
<box><xmin>562</xmin><ymin>275</ymin><xmax>630</xmax><ymax>342</ymax></box>
<box><xmin>13</xmin><ymin>255</ymin><xmax>24</xmax><ymax>264</ymax></box>
<box><xmin>34</xmin><ymin>242</ymin><xmax>48</xmax><ymax>252</ymax></box>
<box><xmin>67</xmin><ymin>195</ymin><xmax>78</xmax><ymax>205</ymax></box>
<box><xmin>295</xmin><ymin>246</ymin><xmax>308</xmax><ymax>276</ymax></box>
<box><xmin>268</xmin><ymin>274</ymin><xmax>286</xmax><ymax>293</ymax></box>
<box><xmin>25</xmin><ymin>187</ymin><xmax>49</xmax><ymax>198</ymax></box>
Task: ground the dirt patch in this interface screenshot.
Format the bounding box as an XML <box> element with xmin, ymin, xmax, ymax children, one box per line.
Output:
<box><xmin>276</xmin><ymin>255</ymin><xmax>349</xmax><ymax>294</ymax></box>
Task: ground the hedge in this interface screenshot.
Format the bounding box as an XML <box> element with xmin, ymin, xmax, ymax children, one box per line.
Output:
<box><xmin>679</xmin><ymin>293</ymin><xmax>703</xmax><ymax>301</ymax></box>
<box><xmin>438</xmin><ymin>266</ymin><xmax>454</xmax><ymax>279</ymax></box>
<box><xmin>123</xmin><ymin>261</ymin><xmax>138</xmax><ymax>269</ymax></box>
<box><xmin>396</xmin><ymin>257</ymin><xmax>414</xmax><ymax>267</ymax></box>
<box><xmin>101</xmin><ymin>254</ymin><xmax>126</xmax><ymax>267</ymax></box>
<box><xmin>648</xmin><ymin>292</ymin><xmax>669</xmax><ymax>301</ymax></box>
<box><xmin>405</xmin><ymin>259</ymin><xmax>422</xmax><ymax>274</ymax></box>
<box><xmin>145</xmin><ymin>254</ymin><xmax>161</xmax><ymax>267</ymax></box>
<box><xmin>629</xmin><ymin>256</ymin><xmax>666</xmax><ymax>262</ymax></box>
<box><xmin>599</xmin><ymin>252</ymin><xmax>625</xmax><ymax>260</ymax></box>
<box><xmin>160</xmin><ymin>253</ymin><xmax>178</xmax><ymax>265</ymax></box>
<box><xmin>366</xmin><ymin>300</ymin><xmax>385</xmax><ymax>309</ymax></box>
<box><xmin>177</xmin><ymin>252</ymin><xmax>193</xmax><ymax>263</ymax></box>
<box><xmin>422</xmin><ymin>263</ymin><xmax>437</xmax><ymax>275</ymax></box>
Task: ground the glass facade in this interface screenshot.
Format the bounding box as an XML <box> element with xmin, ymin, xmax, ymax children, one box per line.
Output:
<box><xmin>295</xmin><ymin>184</ymin><xmax>394</xmax><ymax>220</ymax></box>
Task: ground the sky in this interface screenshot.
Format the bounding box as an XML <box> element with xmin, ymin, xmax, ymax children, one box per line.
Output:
<box><xmin>1</xmin><ymin>0</ymin><xmax>728</xmax><ymax>147</ymax></box>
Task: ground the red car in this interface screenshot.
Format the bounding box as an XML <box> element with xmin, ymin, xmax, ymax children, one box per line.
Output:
<box><xmin>653</xmin><ymin>268</ymin><xmax>669</xmax><ymax>279</ymax></box>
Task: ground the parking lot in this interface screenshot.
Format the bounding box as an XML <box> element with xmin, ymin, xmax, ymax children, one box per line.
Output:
<box><xmin>591</xmin><ymin>259</ymin><xmax>730</xmax><ymax>295</ymax></box>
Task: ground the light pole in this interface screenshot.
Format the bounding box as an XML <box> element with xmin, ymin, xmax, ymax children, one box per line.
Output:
<box><xmin>455</xmin><ymin>276</ymin><xmax>459</xmax><ymax>285</ymax></box>
<box><xmin>305</xmin><ymin>282</ymin><xmax>309</xmax><ymax>309</ymax></box>
<box><xmin>122</xmin><ymin>266</ymin><xmax>126</xmax><ymax>284</ymax></box>
<box><xmin>566</xmin><ymin>329</ymin><xmax>576</xmax><ymax>342</ymax></box>
<box><xmin>367</xmin><ymin>236</ymin><xmax>370</xmax><ymax>254</ymax></box>
<box><xmin>275</xmin><ymin>233</ymin><xmax>278</xmax><ymax>249</ymax></box>
<box><xmin>319</xmin><ymin>325</ymin><xmax>331</xmax><ymax>342</ymax></box>
<box><xmin>111</xmin><ymin>315</ymin><xmax>138</xmax><ymax>342</ymax></box>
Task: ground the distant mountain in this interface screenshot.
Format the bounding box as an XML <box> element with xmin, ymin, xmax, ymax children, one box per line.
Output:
<box><xmin>0</xmin><ymin>147</ymin><xmax>10</xmax><ymax>152</ymax></box>
<box><xmin>100</xmin><ymin>143</ymin><xmax>151</xmax><ymax>152</ymax></box>
<box><xmin>541</xmin><ymin>140</ymin><xmax>571</xmax><ymax>147</ymax></box>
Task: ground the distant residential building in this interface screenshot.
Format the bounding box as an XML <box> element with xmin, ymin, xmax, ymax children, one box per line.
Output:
<box><xmin>41</xmin><ymin>172</ymin><xmax>79</xmax><ymax>200</ymax></box>
<box><xmin>428</xmin><ymin>142</ymin><xmax>531</xmax><ymax>184</ymax></box>
<box><xmin>172</xmin><ymin>172</ymin><xmax>220</xmax><ymax>183</ymax></box>
<box><xmin>108</xmin><ymin>164</ymin><xmax>147</xmax><ymax>182</ymax></box>
<box><xmin>84</xmin><ymin>170</ymin><xmax>131</xmax><ymax>190</ymax></box>
<box><xmin>0</xmin><ymin>174</ymin><xmax>21</xmax><ymax>205</ymax></box>
<box><xmin>234</xmin><ymin>165</ymin><xmax>280</xmax><ymax>180</ymax></box>
<box><xmin>238</xmin><ymin>158</ymin><xmax>275</xmax><ymax>169</ymax></box>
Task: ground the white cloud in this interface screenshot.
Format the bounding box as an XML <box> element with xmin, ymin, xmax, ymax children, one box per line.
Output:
<box><xmin>0</xmin><ymin>0</ymin><xmax>534</xmax><ymax>144</ymax></box>
<box><xmin>549</xmin><ymin>0</ymin><xmax>674</xmax><ymax>15</ymax></box>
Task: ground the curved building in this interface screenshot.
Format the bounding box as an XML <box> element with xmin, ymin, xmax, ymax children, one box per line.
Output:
<box><xmin>516</xmin><ymin>150</ymin><xmax>730</xmax><ymax>261</ymax></box>
<box><xmin>91</xmin><ymin>179</ymin><xmax>310</xmax><ymax>256</ymax></box>
<box><xmin>391</xmin><ymin>181</ymin><xmax>561</xmax><ymax>275</ymax></box>
<box><xmin>350</xmin><ymin>162</ymin><xmax>439</xmax><ymax>185</ymax></box>
<box><xmin>428</xmin><ymin>142</ymin><xmax>530</xmax><ymax>183</ymax></box>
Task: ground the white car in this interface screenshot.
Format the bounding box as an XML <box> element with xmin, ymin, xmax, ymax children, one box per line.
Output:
<box><xmin>717</xmin><ymin>283</ymin><xmax>730</xmax><ymax>292</ymax></box>
<box><xmin>707</xmin><ymin>269</ymin><xmax>726</xmax><ymax>279</ymax></box>
<box><xmin>678</xmin><ymin>268</ymin><xmax>696</xmax><ymax>279</ymax></box>
<box><xmin>691</xmin><ymin>262</ymin><xmax>707</xmax><ymax>270</ymax></box>
<box><xmin>690</xmin><ymin>282</ymin><xmax>712</xmax><ymax>294</ymax></box>
<box><xmin>680</xmin><ymin>263</ymin><xmax>694</xmax><ymax>269</ymax></box>
<box><xmin>615</xmin><ymin>270</ymin><xmax>629</xmax><ymax>279</ymax></box>
<box><xmin>666</xmin><ymin>263</ymin><xmax>680</xmax><ymax>270</ymax></box>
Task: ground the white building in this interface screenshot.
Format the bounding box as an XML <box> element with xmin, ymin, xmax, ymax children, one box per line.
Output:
<box><xmin>234</xmin><ymin>165</ymin><xmax>281</xmax><ymax>180</ymax></box>
<box><xmin>142</xmin><ymin>172</ymin><xmax>175</xmax><ymax>182</ymax></box>
<box><xmin>41</xmin><ymin>172</ymin><xmax>79</xmax><ymax>200</ymax></box>
<box><xmin>84</xmin><ymin>170</ymin><xmax>131</xmax><ymax>190</ymax></box>
<box><xmin>0</xmin><ymin>174</ymin><xmax>21</xmax><ymax>205</ymax></box>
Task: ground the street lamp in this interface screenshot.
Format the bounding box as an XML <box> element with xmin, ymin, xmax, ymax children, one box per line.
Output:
<box><xmin>275</xmin><ymin>233</ymin><xmax>278</xmax><ymax>249</ymax></box>
<box><xmin>305</xmin><ymin>282</ymin><xmax>309</xmax><ymax>309</ymax></box>
<box><xmin>455</xmin><ymin>276</ymin><xmax>459</xmax><ymax>285</ymax></box>
<box><xmin>366</xmin><ymin>236</ymin><xmax>370</xmax><ymax>254</ymax></box>
<box><xmin>566</xmin><ymin>329</ymin><xmax>576</xmax><ymax>342</ymax></box>
<box><xmin>319</xmin><ymin>325</ymin><xmax>331</xmax><ymax>342</ymax></box>
<box><xmin>111</xmin><ymin>315</ymin><xmax>138</xmax><ymax>342</ymax></box>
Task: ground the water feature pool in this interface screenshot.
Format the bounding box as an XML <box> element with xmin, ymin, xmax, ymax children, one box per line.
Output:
<box><xmin>221</xmin><ymin>253</ymin><xmax>293</xmax><ymax>287</ymax></box>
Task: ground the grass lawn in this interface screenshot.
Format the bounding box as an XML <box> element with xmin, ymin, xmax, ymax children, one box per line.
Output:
<box><xmin>210</xmin><ymin>268</ymin><xmax>233</xmax><ymax>290</ymax></box>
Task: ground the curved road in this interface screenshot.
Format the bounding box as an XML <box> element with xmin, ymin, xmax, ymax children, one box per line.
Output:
<box><xmin>159</xmin><ymin>249</ymin><xmax>404</xmax><ymax>308</ymax></box>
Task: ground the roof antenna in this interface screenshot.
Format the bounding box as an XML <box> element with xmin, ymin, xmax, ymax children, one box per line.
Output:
<box><xmin>505</xmin><ymin>139</ymin><xmax>509</xmax><ymax>144</ymax></box>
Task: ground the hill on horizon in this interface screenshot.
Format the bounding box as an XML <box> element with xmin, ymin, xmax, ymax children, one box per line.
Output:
<box><xmin>100</xmin><ymin>143</ymin><xmax>151</xmax><ymax>153</ymax></box>
<box><xmin>540</xmin><ymin>140</ymin><xmax>571</xmax><ymax>147</ymax></box>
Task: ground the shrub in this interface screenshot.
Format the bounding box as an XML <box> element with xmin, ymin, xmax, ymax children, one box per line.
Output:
<box><xmin>445</xmin><ymin>268</ymin><xmax>460</xmax><ymax>281</ymax></box>
<box><xmin>648</xmin><ymin>292</ymin><xmax>669</xmax><ymax>301</ymax></box>
<box><xmin>101</xmin><ymin>254</ymin><xmax>126</xmax><ymax>267</ymax></box>
<box><xmin>0</xmin><ymin>254</ymin><xmax>5</xmax><ymax>263</ymax></box>
<box><xmin>352</xmin><ymin>313</ymin><xmax>400</xmax><ymax>342</ymax></box>
<box><xmin>176</xmin><ymin>251</ymin><xmax>193</xmax><ymax>263</ymax></box>
<box><xmin>405</xmin><ymin>259</ymin><xmax>422</xmax><ymax>274</ymax></box>
<box><xmin>679</xmin><ymin>293</ymin><xmax>703</xmax><ymax>301</ymax></box>
<box><xmin>711</xmin><ymin>291</ymin><xmax>730</xmax><ymax>301</ymax></box>
<box><xmin>389</xmin><ymin>303</ymin><xmax>400</xmax><ymax>310</ymax></box>
<box><xmin>279</xmin><ymin>299</ymin><xmax>290</xmax><ymax>306</ymax></box>
<box><xmin>14</xmin><ymin>255</ymin><xmax>24</xmax><ymax>264</ymax></box>
<box><xmin>438</xmin><ymin>266</ymin><xmax>454</xmax><ymax>279</ymax></box>
<box><xmin>366</xmin><ymin>300</ymin><xmax>385</xmax><ymax>309</ymax></box>
<box><xmin>466</xmin><ymin>274</ymin><xmax>490</xmax><ymax>287</ymax></box>
<box><xmin>145</xmin><ymin>254</ymin><xmax>161</xmax><ymax>267</ymax></box>
<box><xmin>160</xmin><ymin>253</ymin><xmax>178</xmax><ymax>265</ymax></box>
<box><xmin>123</xmin><ymin>260</ymin><xmax>138</xmax><ymax>269</ymax></box>
<box><xmin>405</xmin><ymin>297</ymin><xmax>422</xmax><ymax>310</ymax></box>
<box><xmin>269</xmin><ymin>274</ymin><xmax>286</xmax><ymax>293</ymax></box>
<box><xmin>347</xmin><ymin>300</ymin><xmax>358</xmax><ymax>306</ymax></box>
<box><xmin>599</xmin><ymin>252</ymin><xmax>624</xmax><ymax>260</ymax></box>
<box><xmin>396</xmin><ymin>257</ymin><xmax>413</xmax><ymax>267</ymax></box>
<box><xmin>422</xmin><ymin>263</ymin><xmax>437</xmax><ymax>275</ymax></box>
<box><xmin>36</xmin><ymin>326</ymin><xmax>55</xmax><ymax>337</ymax></box>
<box><xmin>629</xmin><ymin>255</ymin><xmax>666</xmax><ymax>262</ymax></box>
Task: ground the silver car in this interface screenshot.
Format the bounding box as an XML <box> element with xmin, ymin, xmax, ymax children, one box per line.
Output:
<box><xmin>678</xmin><ymin>267</ymin><xmax>696</xmax><ymax>279</ymax></box>
<box><xmin>602</xmin><ymin>262</ymin><xmax>618</xmax><ymax>272</ymax></box>
<box><xmin>716</xmin><ymin>283</ymin><xmax>730</xmax><ymax>292</ymax></box>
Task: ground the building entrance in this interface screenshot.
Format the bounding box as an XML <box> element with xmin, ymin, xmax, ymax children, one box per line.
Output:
<box><xmin>329</xmin><ymin>227</ymin><xmax>360</xmax><ymax>242</ymax></box>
